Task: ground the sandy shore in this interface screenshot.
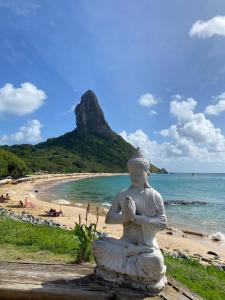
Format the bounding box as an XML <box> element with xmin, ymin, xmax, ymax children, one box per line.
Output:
<box><xmin>0</xmin><ymin>173</ymin><xmax>225</xmax><ymax>264</ymax></box>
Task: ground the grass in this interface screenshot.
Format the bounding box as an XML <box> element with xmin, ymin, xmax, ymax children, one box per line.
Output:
<box><xmin>0</xmin><ymin>216</ymin><xmax>77</xmax><ymax>262</ymax></box>
<box><xmin>0</xmin><ymin>244</ymin><xmax>73</xmax><ymax>263</ymax></box>
<box><xmin>1</xmin><ymin>216</ymin><xmax>225</xmax><ymax>299</ymax></box>
<box><xmin>165</xmin><ymin>254</ymin><xmax>225</xmax><ymax>300</ymax></box>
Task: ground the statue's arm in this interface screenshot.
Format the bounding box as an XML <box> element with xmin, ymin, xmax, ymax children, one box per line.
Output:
<box><xmin>105</xmin><ymin>195</ymin><xmax>127</xmax><ymax>224</ymax></box>
<box><xmin>134</xmin><ymin>192</ymin><xmax>167</xmax><ymax>231</ymax></box>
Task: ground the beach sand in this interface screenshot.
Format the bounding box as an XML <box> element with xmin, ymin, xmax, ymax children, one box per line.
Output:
<box><xmin>0</xmin><ymin>173</ymin><xmax>225</xmax><ymax>264</ymax></box>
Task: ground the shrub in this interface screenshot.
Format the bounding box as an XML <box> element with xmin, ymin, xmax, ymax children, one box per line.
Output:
<box><xmin>74</xmin><ymin>204</ymin><xmax>99</xmax><ymax>263</ymax></box>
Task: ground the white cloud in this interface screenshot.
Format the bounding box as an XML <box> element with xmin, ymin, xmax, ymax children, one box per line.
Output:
<box><xmin>120</xmin><ymin>130</ymin><xmax>164</xmax><ymax>163</ymax></box>
<box><xmin>205</xmin><ymin>92</ymin><xmax>225</xmax><ymax>115</ymax></box>
<box><xmin>190</xmin><ymin>15</ymin><xmax>225</xmax><ymax>38</ymax></box>
<box><xmin>0</xmin><ymin>82</ymin><xmax>46</xmax><ymax>116</ymax></box>
<box><xmin>138</xmin><ymin>93</ymin><xmax>158</xmax><ymax>107</ymax></box>
<box><xmin>70</xmin><ymin>104</ymin><xmax>76</xmax><ymax>112</ymax></box>
<box><xmin>0</xmin><ymin>120</ymin><xmax>42</xmax><ymax>145</ymax></box>
<box><xmin>0</xmin><ymin>1</ymin><xmax>40</xmax><ymax>16</ymax></box>
<box><xmin>149</xmin><ymin>110</ymin><xmax>157</xmax><ymax>115</ymax></box>
<box><xmin>120</xmin><ymin>96</ymin><xmax>225</xmax><ymax>171</ymax></box>
<box><xmin>161</xmin><ymin>96</ymin><xmax>225</xmax><ymax>154</ymax></box>
<box><xmin>170</xmin><ymin>96</ymin><xmax>197</xmax><ymax>122</ymax></box>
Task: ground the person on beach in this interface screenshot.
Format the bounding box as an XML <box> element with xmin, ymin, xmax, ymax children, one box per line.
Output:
<box><xmin>0</xmin><ymin>195</ymin><xmax>7</xmax><ymax>203</ymax></box>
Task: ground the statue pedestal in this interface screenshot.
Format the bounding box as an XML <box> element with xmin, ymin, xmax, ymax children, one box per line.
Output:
<box><xmin>95</xmin><ymin>266</ymin><xmax>167</xmax><ymax>296</ymax></box>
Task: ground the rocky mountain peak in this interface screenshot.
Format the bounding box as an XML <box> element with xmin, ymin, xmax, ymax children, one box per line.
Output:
<box><xmin>75</xmin><ymin>90</ymin><xmax>115</xmax><ymax>138</ymax></box>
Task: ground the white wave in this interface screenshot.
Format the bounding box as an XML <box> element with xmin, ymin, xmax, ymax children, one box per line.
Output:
<box><xmin>210</xmin><ymin>232</ymin><xmax>225</xmax><ymax>241</ymax></box>
<box><xmin>102</xmin><ymin>202</ymin><xmax>111</xmax><ymax>207</ymax></box>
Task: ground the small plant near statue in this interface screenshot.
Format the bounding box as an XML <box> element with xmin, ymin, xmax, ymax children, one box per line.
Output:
<box><xmin>74</xmin><ymin>204</ymin><xmax>100</xmax><ymax>263</ymax></box>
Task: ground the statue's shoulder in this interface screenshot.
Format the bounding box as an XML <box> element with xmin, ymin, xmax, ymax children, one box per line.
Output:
<box><xmin>114</xmin><ymin>188</ymin><xmax>130</xmax><ymax>200</ymax></box>
<box><xmin>145</xmin><ymin>187</ymin><xmax>163</xmax><ymax>201</ymax></box>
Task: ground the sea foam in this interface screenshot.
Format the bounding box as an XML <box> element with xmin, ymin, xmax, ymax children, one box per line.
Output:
<box><xmin>210</xmin><ymin>232</ymin><xmax>225</xmax><ymax>241</ymax></box>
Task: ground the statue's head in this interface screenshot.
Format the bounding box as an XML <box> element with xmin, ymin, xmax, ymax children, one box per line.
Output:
<box><xmin>127</xmin><ymin>148</ymin><xmax>150</xmax><ymax>188</ymax></box>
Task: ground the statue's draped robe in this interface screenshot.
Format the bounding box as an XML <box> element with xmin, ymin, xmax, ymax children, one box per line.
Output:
<box><xmin>93</xmin><ymin>187</ymin><xmax>167</xmax><ymax>281</ymax></box>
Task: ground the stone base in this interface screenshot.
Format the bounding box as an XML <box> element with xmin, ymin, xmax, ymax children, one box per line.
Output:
<box><xmin>94</xmin><ymin>266</ymin><xmax>167</xmax><ymax>296</ymax></box>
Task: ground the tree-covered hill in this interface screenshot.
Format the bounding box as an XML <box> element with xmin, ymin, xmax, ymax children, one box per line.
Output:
<box><xmin>0</xmin><ymin>149</ymin><xmax>27</xmax><ymax>178</ymax></box>
<box><xmin>2</xmin><ymin>130</ymin><xmax>160</xmax><ymax>173</ymax></box>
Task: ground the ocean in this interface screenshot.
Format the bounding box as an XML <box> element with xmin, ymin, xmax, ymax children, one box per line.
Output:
<box><xmin>44</xmin><ymin>173</ymin><xmax>225</xmax><ymax>236</ymax></box>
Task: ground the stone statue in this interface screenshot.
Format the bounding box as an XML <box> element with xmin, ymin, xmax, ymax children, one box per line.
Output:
<box><xmin>93</xmin><ymin>148</ymin><xmax>168</xmax><ymax>295</ymax></box>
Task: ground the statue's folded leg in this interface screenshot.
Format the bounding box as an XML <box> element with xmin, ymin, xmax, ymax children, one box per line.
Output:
<box><xmin>93</xmin><ymin>239</ymin><xmax>167</xmax><ymax>295</ymax></box>
<box><xmin>137</xmin><ymin>249</ymin><xmax>166</xmax><ymax>280</ymax></box>
<box><xmin>119</xmin><ymin>248</ymin><xmax>167</xmax><ymax>293</ymax></box>
<box><xmin>93</xmin><ymin>238</ymin><xmax>165</xmax><ymax>277</ymax></box>
<box><xmin>93</xmin><ymin>238</ymin><xmax>127</xmax><ymax>273</ymax></box>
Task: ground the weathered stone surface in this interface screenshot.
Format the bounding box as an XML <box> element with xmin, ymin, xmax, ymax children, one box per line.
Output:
<box><xmin>207</xmin><ymin>251</ymin><xmax>219</xmax><ymax>257</ymax></box>
<box><xmin>0</xmin><ymin>261</ymin><xmax>202</xmax><ymax>300</ymax></box>
<box><xmin>75</xmin><ymin>90</ymin><xmax>115</xmax><ymax>138</ymax></box>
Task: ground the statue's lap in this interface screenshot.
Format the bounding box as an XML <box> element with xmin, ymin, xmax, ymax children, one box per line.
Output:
<box><xmin>93</xmin><ymin>237</ymin><xmax>165</xmax><ymax>280</ymax></box>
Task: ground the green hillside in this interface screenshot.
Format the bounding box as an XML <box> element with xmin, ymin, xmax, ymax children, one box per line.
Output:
<box><xmin>0</xmin><ymin>149</ymin><xmax>27</xmax><ymax>178</ymax></box>
<box><xmin>2</xmin><ymin>130</ymin><xmax>160</xmax><ymax>174</ymax></box>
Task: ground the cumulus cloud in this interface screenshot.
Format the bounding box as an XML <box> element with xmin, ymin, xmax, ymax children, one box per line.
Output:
<box><xmin>0</xmin><ymin>120</ymin><xmax>42</xmax><ymax>145</ymax></box>
<box><xmin>120</xmin><ymin>130</ymin><xmax>165</xmax><ymax>163</ymax></box>
<box><xmin>0</xmin><ymin>82</ymin><xmax>47</xmax><ymax>116</ymax></box>
<box><xmin>190</xmin><ymin>15</ymin><xmax>225</xmax><ymax>38</ymax></box>
<box><xmin>169</xmin><ymin>95</ymin><xmax>197</xmax><ymax>121</ymax></box>
<box><xmin>138</xmin><ymin>93</ymin><xmax>158</xmax><ymax>107</ymax></box>
<box><xmin>205</xmin><ymin>92</ymin><xmax>225</xmax><ymax>115</ymax></box>
<box><xmin>120</xmin><ymin>96</ymin><xmax>225</xmax><ymax>168</ymax></box>
<box><xmin>161</xmin><ymin>96</ymin><xmax>225</xmax><ymax>155</ymax></box>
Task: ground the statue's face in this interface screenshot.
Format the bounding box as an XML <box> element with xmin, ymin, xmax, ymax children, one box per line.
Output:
<box><xmin>128</xmin><ymin>166</ymin><xmax>147</xmax><ymax>188</ymax></box>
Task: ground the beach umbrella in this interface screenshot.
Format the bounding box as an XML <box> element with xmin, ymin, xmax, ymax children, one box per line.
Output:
<box><xmin>25</xmin><ymin>193</ymin><xmax>36</xmax><ymax>199</ymax></box>
<box><xmin>52</xmin><ymin>199</ymin><xmax>71</xmax><ymax>211</ymax></box>
<box><xmin>24</xmin><ymin>193</ymin><xmax>36</xmax><ymax>201</ymax></box>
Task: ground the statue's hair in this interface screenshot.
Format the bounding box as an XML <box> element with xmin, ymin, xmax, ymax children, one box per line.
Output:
<box><xmin>128</xmin><ymin>148</ymin><xmax>151</xmax><ymax>188</ymax></box>
<box><xmin>127</xmin><ymin>147</ymin><xmax>150</xmax><ymax>173</ymax></box>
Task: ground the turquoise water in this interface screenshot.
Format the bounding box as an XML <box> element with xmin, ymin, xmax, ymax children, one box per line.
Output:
<box><xmin>46</xmin><ymin>174</ymin><xmax>225</xmax><ymax>235</ymax></box>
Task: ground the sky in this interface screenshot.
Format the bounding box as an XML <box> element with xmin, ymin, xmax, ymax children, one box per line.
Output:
<box><xmin>1</xmin><ymin>0</ymin><xmax>225</xmax><ymax>172</ymax></box>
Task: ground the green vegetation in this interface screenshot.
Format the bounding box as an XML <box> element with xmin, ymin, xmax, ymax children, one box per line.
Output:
<box><xmin>74</xmin><ymin>222</ymin><xmax>98</xmax><ymax>263</ymax></box>
<box><xmin>74</xmin><ymin>204</ymin><xmax>99</xmax><ymax>263</ymax></box>
<box><xmin>0</xmin><ymin>216</ymin><xmax>77</xmax><ymax>262</ymax></box>
<box><xmin>165</xmin><ymin>254</ymin><xmax>225</xmax><ymax>300</ymax></box>
<box><xmin>0</xmin><ymin>149</ymin><xmax>27</xmax><ymax>178</ymax></box>
<box><xmin>0</xmin><ymin>244</ymin><xmax>73</xmax><ymax>264</ymax></box>
<box><xmin>2</xmin><ymin>130</ymin><xmax>162</xmax><ymax>174</ymax></box>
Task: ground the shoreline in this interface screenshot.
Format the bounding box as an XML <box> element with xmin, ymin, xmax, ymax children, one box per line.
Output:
<box><xmin>0</xmin><ymin>173</ymin><xmax>225</xmax><ymax>264</ymax></box>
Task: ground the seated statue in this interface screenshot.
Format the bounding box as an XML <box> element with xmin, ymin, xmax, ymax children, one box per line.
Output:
<box><xmin>93</xmin><ymin>148</ymin><xmax>168</xmax><ymax>295</ymax></box>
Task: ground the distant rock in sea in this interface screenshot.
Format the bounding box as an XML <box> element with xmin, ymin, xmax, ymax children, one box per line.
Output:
<box><xmin>159</xmin><ymin>168</ymin><xmax>168</xmax><ymax>174</ymax></box>
<box><xmin>164</xmin><ymin>200</ymin><xmax>207</xmax><ymax>206</ymax></box>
